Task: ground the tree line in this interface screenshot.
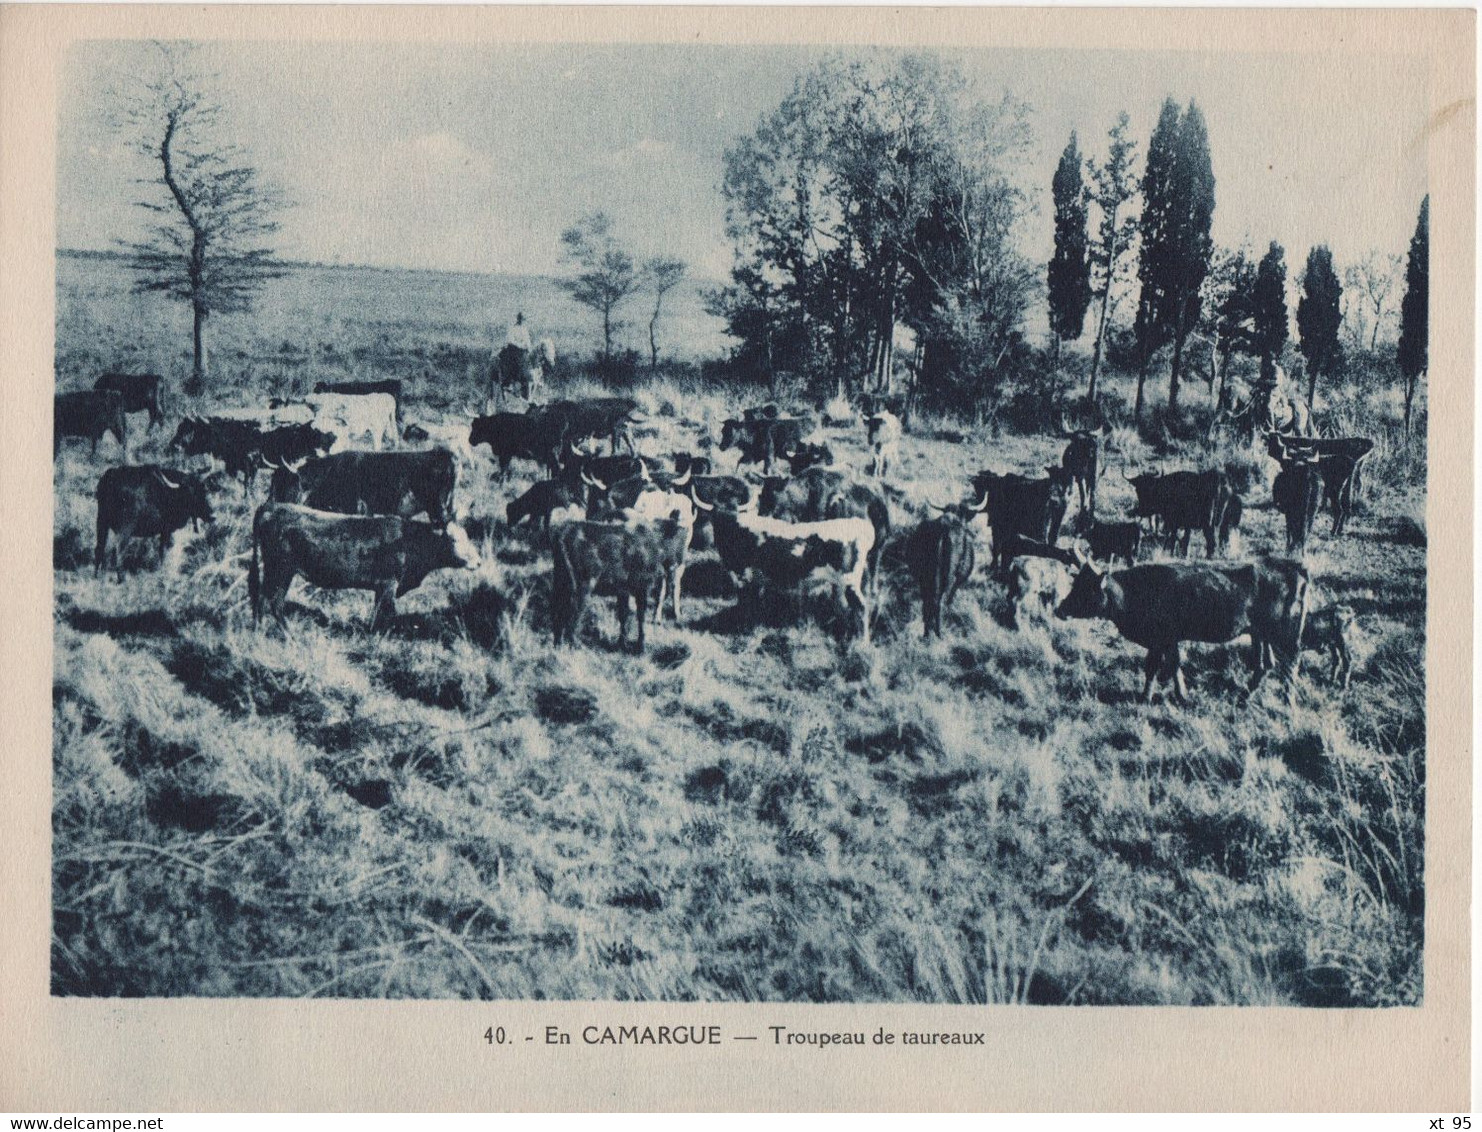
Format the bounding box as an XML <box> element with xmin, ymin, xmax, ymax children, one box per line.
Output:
<box><xmin>110</xmin><ymin>45</ymin><xmax>1429</xmax><ymax>432</ymax></box>
<box><xmin>710</xmin><ymin>54</ymin><xmax>1429</xmax><ymax>432</ymax></box>
<box><xmin>1044</xmin><ymin>98</ymin><xmax>1428</xmax><ymax>431</ymax></box>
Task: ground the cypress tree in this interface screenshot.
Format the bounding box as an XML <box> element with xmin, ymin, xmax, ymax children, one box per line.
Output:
<box><xmin>1397</xmin><ymin>195</ymin><xmax>1429</xmax><ymax>435</ymax></box>
<box><xmin>1048</xmin><ymin>132</ymin><xmax>1092</xmax><ymax>387</ymax></box>
<box><xmin>1296</xmin><ymin>244</ymin><xmax>1343</xmax><ymax>405</ymax></box>
<box><xmin>1252</xmin><ymin>241</ymin><xmax>1289</xmax><ymax>383</ymax></box>
<box><xmin>1132</xmin><ymin>98</ymin><xmax>1181</xmax><ymax>422</ymax></box>
<box><xmin>1160</xmin><ymin>101</ymin><xmax>1216</xmax><ymax>413</ymax></box>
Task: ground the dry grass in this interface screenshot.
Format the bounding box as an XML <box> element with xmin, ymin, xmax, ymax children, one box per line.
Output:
<box><xmin>50</xmin><ymin>261</ymin><xmax>1426</xmax><ymax>1004</ymax></box>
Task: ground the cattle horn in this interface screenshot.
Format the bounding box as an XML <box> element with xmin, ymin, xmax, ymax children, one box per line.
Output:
<box><xmin>927</xmin><ymin>500</ymin><xmax>951</xmax><ymax>513</ymax></box>
<box><xmin>153</xmin><ymin>469</ymin><xmax>183</xmax><ymax>490</ymax></box>
<box><xmin>1058</xmin><ymin>413</ymin><xmax>1075</xmax><ymax>437</ymax></box>
<box><xmin>687</xmin><ymin>483</ymin><xmax>714</xmax><ymax>512</ymax></box>
<box><xmin>670</xmin><ymin>467</ymin><xmax>692</xmax><ymax>487</ymax></box>
<box><xmin>969</xmin><ymin>489</ymin><xmax>990</xmax><ymax>513</ymax></box>
<box><xmin>1119</xmin><ymin>464</ymin><xmax>1135</xmax><ymax>482</ymax></box>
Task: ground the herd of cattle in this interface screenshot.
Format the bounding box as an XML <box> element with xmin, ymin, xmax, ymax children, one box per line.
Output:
<box><xmin>57</xmin><ymin>368</ymin><xmax>1377</xmax><ymax>707</ymax></box>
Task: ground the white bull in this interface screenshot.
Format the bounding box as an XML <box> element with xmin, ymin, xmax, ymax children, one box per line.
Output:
<box><xmin>714</xmin><ymin>508</ymin><xmax>876</xmax><ymax>644</ymax></box>
<box><xmin>866</xmin><ymin>410</ymin><xmax>902</xmax><ymax>478</ymax></box>
<box><xmin>305</xmin><ymin>392</ymin><xmax>399</xmax><ymax>451</ymax></box>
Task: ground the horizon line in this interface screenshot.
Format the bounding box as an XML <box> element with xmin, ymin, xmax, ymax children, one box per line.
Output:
<box><xmin>56</xmin><ymin>246</ymin><xmax>730</xmax><ymax>289</ymax></box>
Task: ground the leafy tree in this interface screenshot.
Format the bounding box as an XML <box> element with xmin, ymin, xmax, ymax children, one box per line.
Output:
<box><xmin>119</xmin><ymin>43</ymin><xmax>285</xmax><ymax>393</ymax></box>
<box><xmin>1296</xmin><ymin>244</ymin><xmax>1343</xmax><ymax>404</ymax></box>
<box><xmin>1344</xmin><ymin>250</ymin><xmax>1403</xmax><ymax>350</ymax></box>
<box><xmin>1047</xmin><ymin>132</ymin><xmax>1091</xmax><ymax>379</ymax></box>
<box><xmin>718</xmin><ymin>60</ymin><xmax>858</xmax><ymax>389</ymax></box>
<box><xmin>643</xmin><ymin>258</ymin><xmax>686</xmax><ymax>372</ymax></box>
<box><xmin>1085</xmin><ymin>112</ymin><xmax>1139</xmax><ymax>403</ymax></box>
<box><xmin>1251</xmin><ymin>241</ymin><xmax>1289</xmax><ymax>383</ymax></box>
<box><xmin>902</xmin><ymin>91</ymin><xmax>1036</xmax><ymax>417</ymax></box>
<box><xmin>559</xmin><ymin>212</ymin><xmax>640</xmax><ymax>363</ymax></box>
<box><xmin>1397</xmin><ymin>195</ymin><xmax>1429</xmax><ymax>435</ymax></box>
<box><xmin>1198</xmin><ymin>244</ymin><xmax>1256</xmax><ymax>409</ymax></box>
<box><xmin>718</xmin><ymin>54</ymin><xmax>1035</xmax><ymax>413</ymax></box>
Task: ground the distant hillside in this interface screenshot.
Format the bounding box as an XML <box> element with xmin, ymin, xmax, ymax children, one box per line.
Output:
<box><xmin>56</xmin><ymin>250</ymin><xmax>736</xmax><ymax>367</ymax></box>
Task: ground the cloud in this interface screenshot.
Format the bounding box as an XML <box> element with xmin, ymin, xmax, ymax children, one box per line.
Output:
<box><xmin>597</xmin><ymin>137</ymin><xmax>673</xmax><ymax>169</ymax></box>
<box><xmin>403</xmin><ymin>131</ymin><xmax>496</xmax><ymax>177</ymax></box>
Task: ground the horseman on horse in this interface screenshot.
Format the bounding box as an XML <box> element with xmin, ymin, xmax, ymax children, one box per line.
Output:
<box><xmin>1217</xmin><ymin>362</ymin><xmax>1315</xmax><ymax>444</ymax></box>
<box><xmin>493</xmin><ymin>312</ymin><xmax>555</xmax><ymax>403</ymax></box>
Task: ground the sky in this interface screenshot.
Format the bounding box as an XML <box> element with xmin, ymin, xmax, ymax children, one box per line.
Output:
<box><xmin>57</xmin><ymin>41</ymin><xmax>1429</xmax><ymax>284</ymax></box>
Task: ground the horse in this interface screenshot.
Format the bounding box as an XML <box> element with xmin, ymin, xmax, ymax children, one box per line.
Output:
<box><xmin>494</xmin><ymin>338</ymin><xmax>557</xmax><ymax>403</ymax></box>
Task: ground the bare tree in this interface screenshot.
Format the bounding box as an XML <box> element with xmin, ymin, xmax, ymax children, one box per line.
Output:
<box><xmin>559</xmin><ymin>212</ymin><xmax>640</xmax><ymax>364</ymax></box>
<box><xmin>1085</xmin><ymin>111</ymin><xmax>1139</xmax><ymax>403</ymax></box>
<box><xmin>644</xmin><ymin>258</ymin><xmax>686</xmax><ymax>372</ymax></box>
<box><xmin>119</xmin><ymin>43</ymin><xmax>285</xmax><ymax>393</ymax></box>
<box><xmin>1344</xmin><ymin>250</ymin><xmax>1403</xmax><ymax>350</ymax></box>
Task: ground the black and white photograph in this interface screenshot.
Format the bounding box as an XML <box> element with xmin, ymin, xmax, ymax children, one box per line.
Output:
<box><xmin>32</xmin><ymin>8</ymin><xmax>1461</xmax><ymax>1038</ymax></box>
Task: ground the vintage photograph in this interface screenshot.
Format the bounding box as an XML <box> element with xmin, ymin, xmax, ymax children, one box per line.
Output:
<box><xmin>50</xmin><ymin>35</ymin><xmax>1431</xmax><ymax>1009</ymax></box>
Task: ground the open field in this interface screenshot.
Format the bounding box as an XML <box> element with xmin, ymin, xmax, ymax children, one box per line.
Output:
<box><xmin>52</xmin><ymin>259</ymin><xmax>1426</xmax><ymax>1004</ymax></box>
<box><xmin>57</xmin><ymin>251</ymin><xmax>735</xmax><ymax>394</ymax></box>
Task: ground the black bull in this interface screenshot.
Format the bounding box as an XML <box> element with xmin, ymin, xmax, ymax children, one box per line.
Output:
<box><xmin>94</xmin><ymin>372</ymin><xmax>165</xmax><ymax>428</ymax></box>
<box><xmin>250</xmin><ymin>503</ymin><xmax>477</xmax><ymax>630</ymax></box>
<box><xmin>550</xmin><ymin>518</ymin><xmax>688</xmax><ymax>652</ymax></box>
<box><xmin>1268</xmin><ymin>434</ymin><xmax>1374</xmax><ymax>537</ymax></box>
<box><xmin>1056</xmin><ymin>558</ymin><xmax>1310</xmax><ymax>706</ymax></box>
<box><xmin>971</xmin><ymin>469</ymin><xmax>1073</xmax><ymax>572</ymax></box>
<box><xmin>720</xmin><ymin>417</ymin><xmax>810</xmax><ymax>473</ymax></box>
<box><xmin>94</xmin><ymin>464</ymin><xmax>214</xmax><ymax>580</ymax></box>
<box><xmin>903</xmin><ymin>499</ymin><xmax>986</xmax><ymax>638</ymax></box>
<box><xmin>55</xmin><ymin>390</ymin><xmax>127</xmax><ymax>456</ymax></box>
<box><xmin>269</xmin><ymin>449</ymin><xmax>458</xmax><ymax>527</ymax></box>
<box><xmin>1058</xmin><ymin>416</ymin><xmax>1106</xmax><ymax>519</ymax></box>
<box><xmin>1124</xmin><ymin>468</ymin><xmax>1235</xmax><ymax>557</ymax></box>
<box><xmin>170</xmin><ymin>417</ymin><xmax>336</xmax><ymax>492</ymax></box>
<box><xmin>1272</xmin><ymin>458</ymin><xmax>1324</xmax><ymax>553</ymax></box>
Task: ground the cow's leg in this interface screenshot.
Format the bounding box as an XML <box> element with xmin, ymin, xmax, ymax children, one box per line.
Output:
<box><xmin>94</xmin><ymin>513</ymin><xmax>109</xmax><ymax>577</ymax></box>
<box><xmin>371</xmin><ymin>584</ymin><xmax>397</xmax><ymax>631</ymax></box>
<box><xmin>1172</xmin><ymin>651</ymin><xmax>1190</xmax><ymax>704</ymax></box>
<box><xmin>635</xmin><ymin>589</ymin><xmax>648</xmax><ymax>653</ymax></box>
<box><xmin>653</xmin><ymin>576</ymin><xmax>668</xmax><ymax>625</ymax></box>
<box><xmin>111</xmin><ymin>523</ymin><xmax>137</xmax><ymax>582</ymax></box>
<box><xmin>551</xmin><ymin>585</ymin><xmax>567</xmax><ymax>646</ymax></box>
<box><xmin>1246</xmin><ymin>643</ymin><xmax>1273</xmax><ymax>696</ymax></box>
<box><xmin>671</xmin><ymin>564</ymin><xmax>684</xmax><ymax>623</ymax></box>
<box><xmin>267</xmin><ymin>575</ymin><xmax>291</xmax><ymax>632</ymax></box>
<box><xmin>616</xmin><ymin>593</ymin><xmax>631</xmax><ymax>650</ymax></box>
<box><xmin>844</xmin><ymin>583</ymin><xmax>869</xmax><ymax>646</ymax></box>
<box><xmin>1140</xmin><ymin>649</ymin><xmax>1162</xmax><ymax>703</ymax></box>
<box><xmin>1335</xmin><ymin>639</ymin><xmax>1352</xmax><ymax>690</ymax></box>
<box><xmin>159</xmin><ymin>532</ymin><xmax>171</xmax><ymax>569</ymax></box>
